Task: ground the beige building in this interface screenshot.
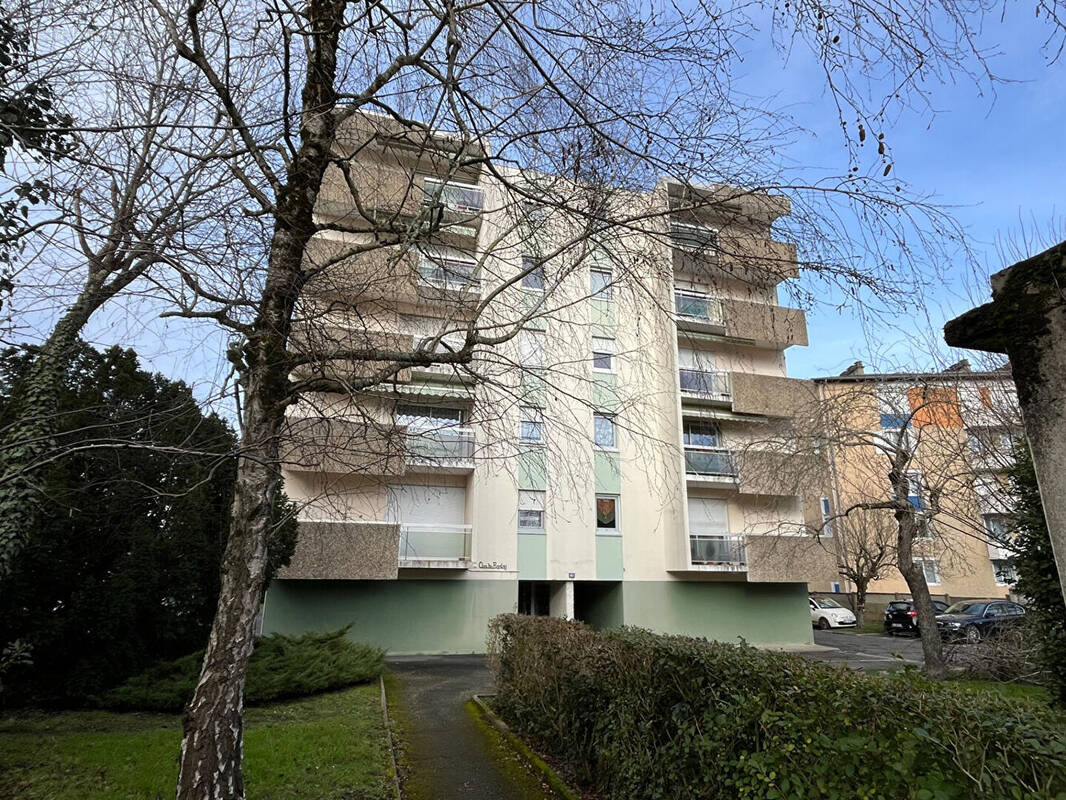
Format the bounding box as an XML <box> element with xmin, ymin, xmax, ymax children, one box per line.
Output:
<box><xmin>811</xmin><ymin>362</ymin><xmax>1021</xmax><ymax>610</ymax></box>
<box><xmin>261</xmin><ymin>112</ymin><xmax>830</xmax><ymax>653</ymax></box>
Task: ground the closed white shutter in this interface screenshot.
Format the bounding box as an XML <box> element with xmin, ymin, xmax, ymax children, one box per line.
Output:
<box><xmin>678</xmin><ymin>347</ymin><xmax>715</xmax><ymax>371</ymax></box>
<box><xmin>386</xmin><ymin>485</ymin><xmax>466</xmax><ymax>525</ymax></box>
<box><xmin>687</xmin><ymin>497</ymin><xmax>729</xmax><ymax>534</ymax></box>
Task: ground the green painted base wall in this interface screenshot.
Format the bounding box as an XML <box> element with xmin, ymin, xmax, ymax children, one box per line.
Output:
<box><xmin>620</xmin><ymin>581</ymin><xmax>813</xmax><ymax>646</ymax></box>
<box><xmin>263</xmin><ymin>579</ymin><xmax>516</xmax><ymax>654</ymax></box>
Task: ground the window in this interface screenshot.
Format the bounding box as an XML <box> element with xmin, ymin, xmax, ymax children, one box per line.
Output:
<box><xmin>878</xmin><ymin>384</ymin><xmax>910</xmax><ymax>429</ymax></box>
<box><xmin>914</xmin><ymin>557</ymin><xmax>940</xmax><ymax>585</ymax></box>
<box><xmin>683</xmin><ymin>419</ymin><xmax>720</xmax><ymax>448</ymax></box>
<box><xmin>518</xmin><ymin>490</ymin><xmax>545</xmax><ymax>532</ymax></box>
<box><xmin>820</xmin><ymin>497</ymin><xmax>834</xmax><ymax>537</ymax></box>
<box><xmin>593</xmin><ymin>414</ymin><xmax>616</xmax><ymax>449</ymax></box>
<box><xmin>903</xmin><ymin>470</ymin><xmax>924</xmax><ymax>510</ymax></box>
<box><xmin>518</xmin><ymin>330</ymin><xmax>545</xmax><ymax>368</ymax></box>
<box><xmin>596</xmin><ymin>495</ymin><xmax>619</xmax><ymax>533</ymax></box>
<box><xmin>521</xmin><ymin>256</ymin><xmax>545</xmax><ymax>291</ymax></box>
<box><xmin>590</xmin><ymin>268</ymin><xmax>612</xmax><ymax>301</ymax></box>
<box><xmin>519</xmin><ymin>407</ymin><xmax>544</xmax><ymax>443</ymax></box>
<box><xmin>396</xmin><ymin>404</ymin><xmax>464</xmax><ymax>429</ymax></box>
<box><xmin>992</xmin><ymin>559</ymin><xmax>1017</xmax><ymax>586</ymax></box>
<box><xmin>422</xmin><ymin>176</ymin><xmax>484</xmax><ymax>213</ymax></box>
<box><xmin>591</xmin><ymin>337</ymin><xmax>615</xmax><ymax>372</ymax></box>
<box><xmin>983</xmin><ymin>514</ymin><xmax>1010</xmax><ymax>545</ymax></box>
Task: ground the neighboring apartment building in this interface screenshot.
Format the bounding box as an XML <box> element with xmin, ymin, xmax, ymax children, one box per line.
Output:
<box><xmin>810</xmin><ymin>361</ymin><xmax>1021</xmax><ymax>608</ymax></box>
<box><xmin>260</xmin><ymin>112</ymin><xmax>834</xmax><ymax>653</ymax></box>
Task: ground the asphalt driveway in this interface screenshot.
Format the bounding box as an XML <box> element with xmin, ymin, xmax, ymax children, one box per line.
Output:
<box><xmin>805</xmin><ymin>629</ymin><xmax>925</xmax><ymax>671</ymax></box>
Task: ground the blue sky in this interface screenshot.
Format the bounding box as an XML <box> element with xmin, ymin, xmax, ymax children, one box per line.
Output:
<box><xmin>750</xmin><ymin>6</ymin><xmax>1066</xmax><ymax>377</ymax></box>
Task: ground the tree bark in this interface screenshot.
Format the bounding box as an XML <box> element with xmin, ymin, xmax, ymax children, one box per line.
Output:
<box><xmin>175</xmin><ymin>2</ymin><xmax>345</xmax><ymax>797</ymax></box>
<box><xmin>895</xmin><ymin>509</ymin><xmax>947</xmax><ymax>679</ymax></box>
<box><xmin>854</xmin><ymin>579</ymin><xmax>869</xmax><ymax>628</ymax></box>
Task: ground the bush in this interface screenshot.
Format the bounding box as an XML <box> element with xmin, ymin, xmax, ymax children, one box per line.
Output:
<box><xmin>488</xmin><ymin>614</ymin><xmax>1066</xmax><ymax>800</ymax></box>
<box><xmin>99</xmin><ymin>628</ymin><xmax>384</xmax><ymax>712</ymax></box>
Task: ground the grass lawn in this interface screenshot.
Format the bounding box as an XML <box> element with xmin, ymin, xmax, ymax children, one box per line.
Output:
<box><xmin>0</xmin><ymin>683</ymin><xmax>391</xmax><ymax>800</ymax></box>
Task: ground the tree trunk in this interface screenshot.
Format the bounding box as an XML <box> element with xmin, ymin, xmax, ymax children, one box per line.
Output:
<box><xmin>175</xmin><ymin>2</ymin><xmax>344</xmax><ymax>796</ymax></box>
<box><xmin>896</xmin><ymin>510</ymin><xmax>946</xmax><ymax>679</ymax></box>
<box><xmin>854</xmin><ymin>580</ymin><xmax>869</xmax><ymax>628</ymax></box>
<box><xmin>0</xmin><ymin>284</ymin><xmax>107</xmax><ymax>577</ymax></box>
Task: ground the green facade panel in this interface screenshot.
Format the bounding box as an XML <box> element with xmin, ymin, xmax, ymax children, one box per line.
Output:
<box><xmin>592</xmin><ymin>373</ymin><xmax>620</xmax><ymax>411</ymax></box>
<box><xmin>519</xmin><ymin>293</ymin><xmax>547</xmax><ymax>330</ymax></box>
<box><xmin>518</xmin><ymin>448</ymin><xmax>547</xmax><ymax>490</ymax></box>
<box><xmin>262</xmin><ymin>578</ymin><xmax>516</xmax><ymax>654</ymax></box>
<box><xmin>517</xmin><ymin>533</ymin><xmax>547</xmax><ymax>580</ymax></box>
<box><xmin>595</xmin><ymin>535</ymin><xmax>623</xmax><ymax>580</ymax></box>
<box><xmin>594</xmin><ymin>451</ymin><xmax>621</xmax><ymax>494</ymax></box>
<box><xmin>590</xmin><ymin>299</ymin><xmax>615</xmax><ymax>332</ymax></box>
<box><xmin>620</xmin><ymin>581</ymin><xmax>813</xmax><ymax>646</ymax></box>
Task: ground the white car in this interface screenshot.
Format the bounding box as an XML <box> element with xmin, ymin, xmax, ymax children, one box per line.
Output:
<box><xmin>809</xmin><ymin>596</ymin><xmax>857</xmax><ymax>629</ymax></box>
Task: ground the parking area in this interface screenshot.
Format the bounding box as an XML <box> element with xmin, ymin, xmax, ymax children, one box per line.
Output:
<box><xmin>805</xmin><ymin>629</ymin><xmax>925</xmax><ymax>671</ymax></box>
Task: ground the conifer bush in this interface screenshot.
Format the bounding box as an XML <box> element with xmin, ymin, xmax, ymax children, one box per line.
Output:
<box><xmin>99</xmin><ymin>628</ymin><xmax>384</xmax><ymax>712</ymax></box>
<box><xmin>488</xmin><ymin>614</ymin><xmax>1066</xmax><ymax>800</ymax></box>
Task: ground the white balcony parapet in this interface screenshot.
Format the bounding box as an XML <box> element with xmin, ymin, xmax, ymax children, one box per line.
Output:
<box><xmin>405</xmin><ymin>427</ymin><xmax>475</xmax><ymax>467</ymax></box>
<box><xmin>679</xmin><ymin>368</ymin><xmax>732</xmax><ymax>400</ymax></box>
<box><xmin>689</xmin><ymin>534</ymin><xmax>747</xmax><ymax>570</ymax></box>
<box><xmin>674</xmin><ymin>291</ymin><xmax>725</xmax><ymax>326</ymax></box>
<box><xmin>683</xmin><ymin>446</ymin><xmax>738</xmax><ymax>478</ymax></box>
<box><xmin>398</xmin><ymin>523</ymin><xmax>472</xmax><ymax>567</ymax></box>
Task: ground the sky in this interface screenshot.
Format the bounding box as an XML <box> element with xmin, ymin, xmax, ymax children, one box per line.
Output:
<box><xmin>742</xmin><ymin>6</ymin><xmax>1066</xmax><ymax>378</ymax></box>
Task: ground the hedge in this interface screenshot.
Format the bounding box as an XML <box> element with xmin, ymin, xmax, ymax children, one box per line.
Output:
<box><xmin>99</xmin><ymin>627</ymin><xmax>384</xmax><ymax>712</ymax></box>
<box><xmin>488</xmin><ymin>614</ymin><xmax>1066</xmax><ymax>800</ymax></box>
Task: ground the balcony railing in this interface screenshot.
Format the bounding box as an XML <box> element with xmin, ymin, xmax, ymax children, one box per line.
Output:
<box><xmin>422</xmin><ymin>177</ymin><xmax>485</xmax><ymax>214</ymax></box>
<box><xmin>679</xmin><ymin>368</ymin><xmax>732</xmax><ymax>399</ymax></box>
<box><xmin>418</xmin><ymin>257</ymin><xmax>480</xmax><ymax>292</ymax></box>
<box><xmin>674</xmin><ymin>292</ymin><xmax>725</xmax><ymax>326</ymax></box>
<box><xmin>684</xmin><ymin>446</ymin><xmax>738</xmax><ymax>478</ymax></box>
<box><xmin>399</xmin><ymin>523</ymin><xmax>472</xmax><ymax>564</ymax></box>
<box><xmin>670</xmin><ymin>221</ymin><xmax>718</xmax><ymax>250</ymax></box>
<box><xmin>689</xmin><ymin>534</ymin><xmax>747</xmax><ymax>569</ymax></box>
<box><xmin>405</xmin><ymin>427</ymin><xmax>475</xmax><ymax>467</ymax></box>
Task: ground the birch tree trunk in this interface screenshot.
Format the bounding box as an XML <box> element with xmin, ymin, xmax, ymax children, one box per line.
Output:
<box><xmin>175</xmin><ymin>1</ymin><xmax>345</xmax><ymax>796</ymax></box>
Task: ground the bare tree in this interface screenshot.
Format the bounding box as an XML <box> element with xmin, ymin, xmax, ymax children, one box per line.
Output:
<box><xmin>831</xmin><ymin>510</ymin><xmax>896</xmax><ymax>627</ymax></box>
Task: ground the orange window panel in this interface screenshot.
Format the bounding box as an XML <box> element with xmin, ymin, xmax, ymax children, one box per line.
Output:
<box><xmin>907</xmin><ymin>386</ymin><xmax>963</xmax><ymax>428</ymax></box>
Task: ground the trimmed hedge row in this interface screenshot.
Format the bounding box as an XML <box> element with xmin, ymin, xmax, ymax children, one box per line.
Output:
<box><xmin>488</xmin><ymin>615</ymin><xmax>1066</xmax><ymax>800</ymax></box>
<box><xmin>100</xmin><ymin>628</ymin><xmax>384</xmax><ymax>712</ymax></box>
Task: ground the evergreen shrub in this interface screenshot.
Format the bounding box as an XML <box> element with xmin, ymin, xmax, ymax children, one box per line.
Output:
<box><xmin>99</xmin><ymin>628</ymin><xmax>384</xmax><ymax>712</ymax></box>
<box><xmin>488</xmin><ymin>614</ymin><xmax>1066</xmax><ymax>800</ymax></box>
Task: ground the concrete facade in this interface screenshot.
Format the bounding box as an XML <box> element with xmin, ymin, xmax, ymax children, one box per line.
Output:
<box><xmin>261</xmin><ymin>112</ymin><xmax>823</xmax><ymax>653</ymax></box>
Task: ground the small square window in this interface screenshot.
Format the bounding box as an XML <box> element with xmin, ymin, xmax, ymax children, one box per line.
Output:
<box><xmin>591</xmin><ymin>337</ymin><xmax>615</xmax><ymax>372</ymax></box>
<box><xmin>519</xmin><ymin>407</ymin><xmax>544</xmax><ymax>443</ymax></box>
<box><xmin>596</xmin><ymin>494</ymin><xmax>619</xmax><ymax>533</ymax></box>
<box><xmin>593</xmin><ymin>414</ymin><xmax>616</xmax><ymax>449</ymax></box>
<box><xmin>590</xmin><ymin>269</ymin><xmax>612</xmax><ymax>301</ymax></box>
<box><xmin>522</xmin><ymin>257</ymin><xmax>545</xmax><ymax>291</ymax></box>
<box><xmin>519</xmin><ymin>490</ymin><xmax>545</xmax><ymax>532</ymax></box>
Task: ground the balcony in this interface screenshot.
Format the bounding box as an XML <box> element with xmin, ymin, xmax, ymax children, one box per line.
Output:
<box><xmin>670</xmin><ymin>221</ymin><xmax>718</xmax><ymax>251</ymax></box>
<box><xmin>679</xmin><ymin>368</ymin><xmax>732</xmax><ymax>402</ymax></box>
<box><xmin>405</xmin><ymin>427</ymin><xmax>475</xmax><ymax>472</ymax></box>
<box><xmin>417</xmin><ymin>255</ymin><xmax>481</xmax><ymax>296</ymax></box>
<box><xmin>281</xmin><ymin>417</ymin><xmax>406</xmax><ymax>476</ymax></box>
<box><xmin>720</xmin><ymin>299</ymin><xmax>808</xmax><ymax>348</ymax></box>
<box><xmin>674</xmin><ymin>291</ymin><xmax>725</xmax><ymax>333</ymax></box>
<box><xmin>399</xmin><ymin>523</ymin><xmax>472</xmax><ymax>569</ymax></box>
<box><xmin>673</xmin><ymin>234</ymin><xmax>798</xmax><ymax>286</ymax></box>
<box><xmin>689</xmin><ymin>534</ymin><xmax>747</xmax><ymax>571</ymax></box>
<box><xmin>684</xmin><ymin>446</ymin><xmax>738</xmax><ymax>483</ymax></box>
<box><xmin>278</xmin><ymin>520</ymin><xmax>400</xmax><ymax>580</ymax></box>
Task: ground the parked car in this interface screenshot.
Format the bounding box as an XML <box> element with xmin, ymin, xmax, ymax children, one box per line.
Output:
<box><xmin>809</xmin><ymin>596</ymin><xmax>857</xmax><ymax>629</ymax></box>
<box><xmin>883</xmin><ymin>599</ymin><xmax>950</xmax><ymax>635</ymax></box>
<box><xmin>935</xmin><ymin>599</ymin><xmax>1026</xmax><ymax>643</ymax></box>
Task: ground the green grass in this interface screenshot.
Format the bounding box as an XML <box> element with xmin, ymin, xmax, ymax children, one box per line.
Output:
<box><xmin>951</xmin><ymin>679</ymin><xmax>1052</xmax><ymax>703</ymax></box>
<box><xmin>0</xmin><ymin>684</ymin><xmax>391</xmax><ymax>800</ymax></box>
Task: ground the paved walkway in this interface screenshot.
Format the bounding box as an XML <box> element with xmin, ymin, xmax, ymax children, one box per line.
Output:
<box><xmin>803</xmin><ymin>629</ymin><xmax>925</xmax><ymax>670</ymax></box>
<box><xmin>388</xmin><ymin>655</ymin><xmax>560</xmax><ymax>800</ymax></box>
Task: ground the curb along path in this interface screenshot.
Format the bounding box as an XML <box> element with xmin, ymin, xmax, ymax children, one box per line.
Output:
<box><xmin>386</xmin><ymin>655</ymin><xmax>563</xmax><ymax>800</ymax></box>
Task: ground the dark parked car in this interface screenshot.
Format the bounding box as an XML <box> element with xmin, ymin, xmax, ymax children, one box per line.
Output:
<box><xmin>883</xmin><ymin>599</ymin><xmax>950</xmax><ymax>635</ymax></box>
<box><xmin>935</xmin><ymin>600</ymin><xmax>1026</xmax><ymax>643</ymax></box>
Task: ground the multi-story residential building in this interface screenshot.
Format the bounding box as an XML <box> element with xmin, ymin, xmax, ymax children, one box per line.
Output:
<box><xmin>260</xmin><ymin>112</ymin><xmax>834</xmax><ymax>653</ymax></box>
<box><xmin>810</xmin><ymin>361</ymin><xmax>1021</xmax><ymax>609</ymax></box>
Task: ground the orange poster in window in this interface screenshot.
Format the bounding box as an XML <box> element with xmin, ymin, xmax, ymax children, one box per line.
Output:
<box><xmin>907</xmin><ymin>386</ymin><xmax>963</xmax><ymax>428</ymax></box>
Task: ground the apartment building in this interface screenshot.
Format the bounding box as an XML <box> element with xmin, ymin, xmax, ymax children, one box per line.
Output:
<box><xmin>260</xmin><ymin>112</ymin><xmax>834</xmax><ymax>653</ymax></box>
<box><xmin>811</xmin><ymin>362</ymin><xmax>1021</xmax><ymax>608</ymax></box>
